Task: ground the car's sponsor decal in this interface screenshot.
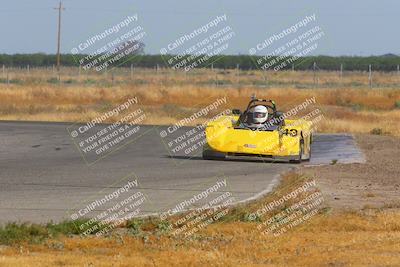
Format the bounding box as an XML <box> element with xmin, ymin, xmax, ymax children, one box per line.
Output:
<box><xmin>244</xmin><ymin>144</ymin><xmax>257</xmax><ymax>148</ymax></box>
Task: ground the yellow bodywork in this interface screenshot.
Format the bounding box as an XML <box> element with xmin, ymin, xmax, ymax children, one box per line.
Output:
<box><xmin>204</xmin><ymin>115</ymin><xmax>312</xmax><ymax>158</ymax></box>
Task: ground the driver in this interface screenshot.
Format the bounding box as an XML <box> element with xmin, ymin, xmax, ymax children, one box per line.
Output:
<box><xmin>247</xmin><ymin>105</ymin><xmax>268</xmax><ymax>129</ymax></box>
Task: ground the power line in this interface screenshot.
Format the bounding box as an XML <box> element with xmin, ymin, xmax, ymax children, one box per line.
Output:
<box><xmin>54</xmin><ymin>1</ymin><xmax>65</xmax><ymax>72</ymax></box>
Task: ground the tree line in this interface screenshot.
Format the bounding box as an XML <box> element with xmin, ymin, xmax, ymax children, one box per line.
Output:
<box><xmin>0</xmin><ymin>53</ymin><xmax>399</xmax><ymax>71</ymax></box>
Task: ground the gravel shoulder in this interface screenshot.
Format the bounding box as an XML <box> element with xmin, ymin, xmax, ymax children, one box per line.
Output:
<box><xmin>302</xmin><ymin>134</ymin><xmax>400</xmax><ymax>210</ymax></box>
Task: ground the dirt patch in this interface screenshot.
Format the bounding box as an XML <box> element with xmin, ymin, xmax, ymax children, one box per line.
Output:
<box><xmin>302</xmin><ymin>134</ymin><xmax>400</xmax><ymax>210</ymax></box>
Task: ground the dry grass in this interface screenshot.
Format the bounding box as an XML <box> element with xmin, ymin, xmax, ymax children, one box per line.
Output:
<box><xmin>0</xmin><ymin>211</ymin><xmax>399</xmax><ymax>266</ymax></box>
<box><xmin>3</xmin><ymin>67</ymin><xmax>400</xmax><ymax>87</ymax></box>
<box><xmin>1</xmin><ymin>68</ymin><xmax>400</xmax><ymax>136</ymax></box>
<box><xmin>0</xmin><ymin>86</ymin><xmax>400</xmax><ymax>136</ymax></box>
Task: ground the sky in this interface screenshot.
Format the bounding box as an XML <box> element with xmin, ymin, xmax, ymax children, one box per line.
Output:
<box><xmin>0</xmin><ymin>0</ymin><xmax>398</xmax><ymax>56</ymax></box>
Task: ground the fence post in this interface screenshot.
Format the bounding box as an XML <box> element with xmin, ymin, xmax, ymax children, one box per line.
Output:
<box><xmin>313</xmin><ymin>62</ymin><xmax>317</xmax><ymax>88</ymax></box>
<box><xmin>368</xmin><ymin>64</ymin><xmax>372</xmax><ymax>88</ymax></box>
<box><xmin>263</xmin><ymin>68</ymin><xmax>267</xmax><ymax>87</ymax></box>
<box><xmin>397</xmin><ymin>65</ymin><xmax>399</xmax><ymax>86</ymax></box>
<box><xmin>2</xmin><ymin>65</ymin><xmax>4</xmax><ymax>78</ymax></box>
<box><xmin>27</xmin><ymin>64</ymin><xmax>30</xmax><ymax>74</ymax></box>
<box><xmin>211</xmin><ymin>63</ymin><xmax>217</xmax><ymax>87</ymax></box>
<box><xmin>340</xmin><ymin>63</ymin><xmax>343</xmax><ymax>80</ymax></box>
<box><xmin>236</xmin><ymin>64</ymin><xmax>240</xmax><ymax>86</ymax></box>
<box><xmin>130</xmin><ymin>64</ymin><xmax>133</xmax><ymax>79</ymax></box>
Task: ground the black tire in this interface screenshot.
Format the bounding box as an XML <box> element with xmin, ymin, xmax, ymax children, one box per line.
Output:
<box><xmin>290</xmin><ymin>139</ymin><xmax>303</xmax><ymax>164</ymax></box>
<box><xmin>302</xmin><ymin>136</ymin><xmax>311</xmax><ymax>162</ymax></box>
<box><xmin>202</xmin><ymin>149</ymin><xmax>226</xmax><ymax>160</ymax></box>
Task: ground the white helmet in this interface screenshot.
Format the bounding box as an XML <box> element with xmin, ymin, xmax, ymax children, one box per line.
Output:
<box><xmin>253</xmin><ymin>105</ymin><xmax>268</xmax><ymax>124</ymax></box>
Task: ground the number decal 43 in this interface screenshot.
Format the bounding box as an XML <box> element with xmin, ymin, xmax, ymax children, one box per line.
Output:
<box><xmin>282</xmin><ymin>128</ymin><xmax>298</xmax><ymax>137</ymax></box>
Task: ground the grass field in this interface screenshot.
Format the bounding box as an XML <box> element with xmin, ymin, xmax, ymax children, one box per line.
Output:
<box><xmin>1</xmin><ymin>67</ymin><xmax>400</xmax><ymax>136</ymax></box>
<box><xmin>1</xmin><ymin>212</ymin><xmax>400</xmax><ymax>266</ymax></box>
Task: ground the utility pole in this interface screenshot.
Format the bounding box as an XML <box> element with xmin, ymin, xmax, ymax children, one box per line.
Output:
<box><xmin>54</xmin><ymin>1</ymin><xmax>65</xmax><ymax>72</ymax></box>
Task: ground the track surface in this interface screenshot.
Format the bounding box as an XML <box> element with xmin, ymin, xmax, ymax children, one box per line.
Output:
<box><xmin>0</xmin><ymin>121</ymin><xmax>364</xmax><ymax>224</ymax></box>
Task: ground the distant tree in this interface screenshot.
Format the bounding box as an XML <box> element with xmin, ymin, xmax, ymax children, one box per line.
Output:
<box><xmin>0</xmin><ymin>52</ymin><xmax>398</xmax><ymax>71</ymax></box>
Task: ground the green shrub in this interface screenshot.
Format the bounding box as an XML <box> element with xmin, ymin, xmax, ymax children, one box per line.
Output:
<box><xmin>215</xmin><ymin>79</ymin><xmax>231</xmax><ymax>85</ymax></box>
<box><xmin>0</xmin><ymin>219</ymin><xmax>108</xmax><ymax>245</ymax></box>
<box><xmin>46</xmin><ymin>219</ymin><xmax>91</xmax><ymax>236</ymax></box>
<box><xmin>157</xmin><ymin>220</ymin><xmax>172</xmax><ymax>234</ymax></box>
<box><xmin>370</xmin><ymin>128</ymin><xmax>383</xmax><ymax>135</ymax></box>
<box><xmin>330</xmin><ymin>159</ymin><xmax>338</xmax><ymax>165</ymax></box>
<box><xmin>0</xmin><ymin>223</ymin><xmax>49</xmax><ymax>245</ymax></box>
<box><xmin>351</xmin><ymin>104</ymin><xmax>363</xmax><ymax>111</ymax></box>
<box><xmin>47</xmin><ymin>77</ymin><xmax>59</xmax><ymax>84</ymax></box>
<box><xmin>63</xmin><ymin>79</ymin><xmax>75</xmax><ymax>84</ymax></box>
<box><xmin>126</xmin><ymin>219</ymin><xmax>143</xmax><ymax>235</ymax></box>
<box><xmin>84</xmin><ymin>78</ymin><xmax>96</xmax><ymax>85</ymax></box>
<box><xmin>242</xmin><ymin>213</ymin><xmax>262</xmax><ymax>223</ymax></box>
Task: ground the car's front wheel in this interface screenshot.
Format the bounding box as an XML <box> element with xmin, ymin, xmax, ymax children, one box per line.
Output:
<box><xmin>290</xmin><ymin>138</ymin><xmax>304</xmax><ymax>164</ymax></box>
<box><xmin>302</xmin><ymin>134</ymin><xmax>312</xmax><ymax>161</ymax></box>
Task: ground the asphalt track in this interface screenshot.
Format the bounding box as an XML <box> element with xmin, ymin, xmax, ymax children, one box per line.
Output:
<box><xmin>0</xmin><ymin>121</ymin><xmax>365</xmax><ymax>224</ymax></box>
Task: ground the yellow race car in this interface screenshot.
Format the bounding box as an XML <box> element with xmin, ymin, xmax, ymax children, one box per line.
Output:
<box><xmin>203</xmin><ymin>97</ymin><xmax>313</xmax><ymax>163</ymax></box>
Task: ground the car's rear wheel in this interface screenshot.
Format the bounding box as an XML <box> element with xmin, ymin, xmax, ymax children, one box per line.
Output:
<box><xmin>202</xmin><ymin>149</ymin><xmax>226</xmax><ymax>160</ymax></box>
